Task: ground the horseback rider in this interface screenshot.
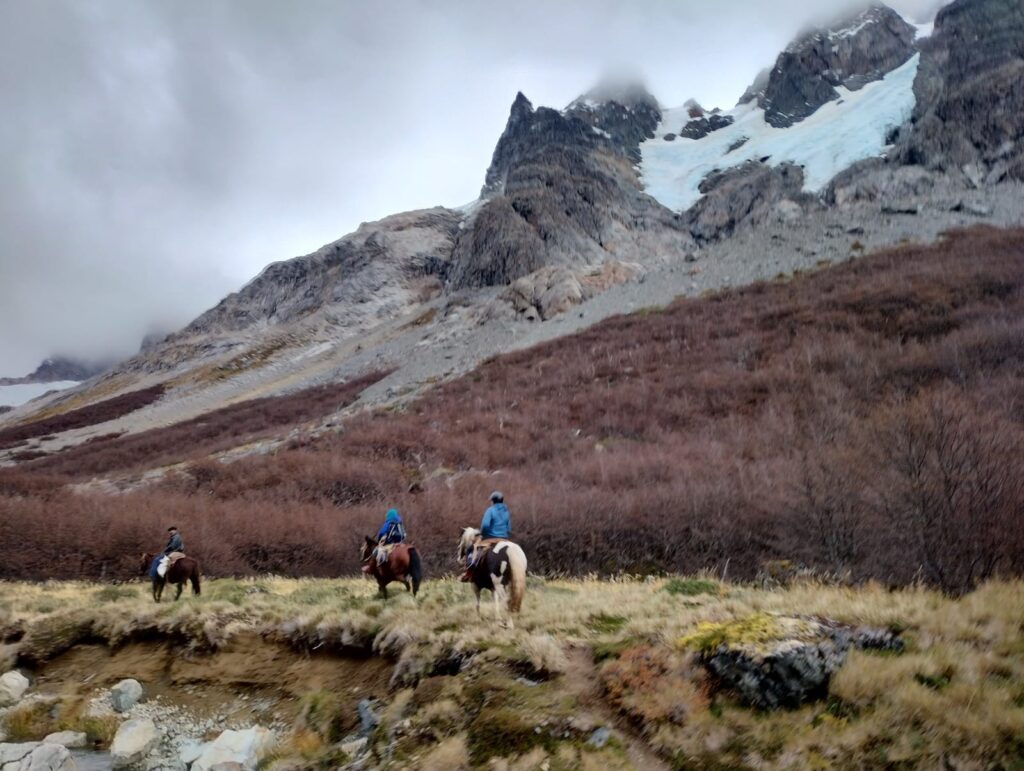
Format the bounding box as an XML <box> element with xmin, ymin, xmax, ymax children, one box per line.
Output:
<box><xmin>150</xmin><ymin>526</ymin><xmax>184</xmax><ymax>578</ymax></box>
<box><xmin>461</xmin><ymin>492</ymin><xmax>511</xmax><ymax>581</ymax></box>
<box><xmin>366</xmin><ymin>509</ymin><xmax>406</xmax><ymax>571</ymax></box>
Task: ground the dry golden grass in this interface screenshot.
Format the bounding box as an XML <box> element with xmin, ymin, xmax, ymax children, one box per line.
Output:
<box><xmin>2</xmin><ymin>576</ymin><xmax>1022</xmax><ymax>768</ymax></box>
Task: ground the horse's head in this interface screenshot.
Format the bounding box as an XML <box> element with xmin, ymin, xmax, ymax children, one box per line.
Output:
<box><xmin>360</xmin><ymin>536</ymin><xmax>377</xmax><ymax>563</ymax></box>
<box><xmin>457</xmin><ymin>527</ymin><xmax>480</xmax><ymax>561</ymax></box>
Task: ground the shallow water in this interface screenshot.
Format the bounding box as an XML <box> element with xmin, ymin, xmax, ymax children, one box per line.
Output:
<box><xmin>71</xmin><ymin>751</ymin><xmax>112</xmax><ymax>771</ymax></box>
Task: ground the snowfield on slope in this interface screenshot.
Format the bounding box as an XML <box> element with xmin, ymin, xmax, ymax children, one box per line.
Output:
<box><xmin>640</xmin><ymin>54</ymin><xmax>920</xmax><ymax>212</ymax></box>
<box><xmin>0</xmin><ymin>380</ymin><xmax>79</xmax><ymax>408</ymax></box>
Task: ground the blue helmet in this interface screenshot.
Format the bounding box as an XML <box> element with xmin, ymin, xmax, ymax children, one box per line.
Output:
<box><xmin>386</xmin><ymin>508</ymin><xmax>400</xmax><ymax>521</ymax></box>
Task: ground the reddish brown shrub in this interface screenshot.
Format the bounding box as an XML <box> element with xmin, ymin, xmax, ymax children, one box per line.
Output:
<box><xmin>1</xmin><ymin>228</ymin><xmax>1022</xmax><ymax>588</ymax></box>
<box><xmin>0</xmin><ymin>384</ymin><xmax>165</xmax><ymax>449</ymax></box>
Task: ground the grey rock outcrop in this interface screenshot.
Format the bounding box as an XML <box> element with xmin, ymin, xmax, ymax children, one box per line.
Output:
<box><xmin>0</xmin><ymin>672</ymin><xmax>29</xmax><ymax>707</ymax></box>
<box><xmin>109</xmin><ymin>678</ymin><xmax>144</xmax><ymax>713</ymax></box>
<box><xmin>737</xmin><ymin>67</ymin><xmax>771</xmax><ymax>106</ymax></box>
<box><xmin>693</xmin><ymin>618</ymin><xmax>904</xmax><ymax>709</ymax></box>
<box><xmin>179</xmin><ymin>208</ymin><xmax>461</xmax><ymax>338</ymax></box>
<box><xmin>684</xmin><ymin>162</ymin><xmax>812</xmax><ymax>242</ymax></box>
<box><xmin>679</xmin><ymin>113</ymin><xmax>735</xmax><ymax>140</ymax></box>
<box><xmin>504</xmin><ymin>261</ymin><xmax>643</xmax><ymax>321</ymax></box>
<box><xmin>760</xmin><ymin>5</ymin><xmax>917</xmax><ymax>127</ymax></box>
<box><xmin>825</xmin><ymin>157</ymin><xmax>938</xmax><ymax>205</ymax></box>
<box><xmin>895</xmin><ymin>0</ymin><xmax>1024</xmax><ymax>182</ymax></box>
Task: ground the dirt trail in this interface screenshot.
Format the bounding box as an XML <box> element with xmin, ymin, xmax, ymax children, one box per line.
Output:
<box><xmin>562</xmin><ymin>645</ymin><xmax>670</xmax><ymax>771</ymax></box>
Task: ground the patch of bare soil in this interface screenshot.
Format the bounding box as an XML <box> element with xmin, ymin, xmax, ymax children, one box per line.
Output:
<box><xmin>30</xmin><ymin>633</ymin><xmax>393</xmax><ymax>731</ymax></box>
<box><xmin>562</xmin><ymin>645</ymin><xmax>669</xmax><ymax>771</ymax></box>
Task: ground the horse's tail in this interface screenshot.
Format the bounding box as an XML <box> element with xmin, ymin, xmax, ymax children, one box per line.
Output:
<box><xmin>507</xmin><ymin>543</ymin><xmax>527</xmax><ymax>614</ymax></box>
<box><xmin>190</xmin><ymin>563</ymin><xmax>201</xmax><ymax>596</ymax></box>
<box><xmin>408</xmin><ymin>547</ymin><xmax>423</xmax><ymax>597</ymax></box>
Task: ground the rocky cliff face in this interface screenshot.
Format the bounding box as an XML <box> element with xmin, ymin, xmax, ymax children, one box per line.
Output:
<box><xmin>895</xmin><ymin>0</ymin><xmax>1024</xmax><ymax>182</ymax></box>
<box><xmin>760</xmin><ymin>5</ymin><xmax>917</xmax><ymax>127</ymax></box>
<box><xmin>450</xmin><ymin>90</ymin><xmax>691</xmax><ymax>289</ymax></box>
<box><xmin>177</xmin><ymin>208</ymin><xmax>461</xmax><ymax>338</ymax></box>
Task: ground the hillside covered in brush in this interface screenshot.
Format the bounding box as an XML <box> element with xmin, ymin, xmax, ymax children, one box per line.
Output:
<box><xmin>2</xmin><ymin>227</ymin><xmax>1022</xmax><ymax>591</ymax></box>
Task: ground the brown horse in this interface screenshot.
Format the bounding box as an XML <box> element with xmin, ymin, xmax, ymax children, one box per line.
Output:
<box><xmin>140</xmin><ymin>552</ymin><xmax>201</xmax><ymax>602</ymax></box>
<box><xmin>360</xmin><ymin>537</ymin><xmax>423</xmax><ymax>600</ymax></box>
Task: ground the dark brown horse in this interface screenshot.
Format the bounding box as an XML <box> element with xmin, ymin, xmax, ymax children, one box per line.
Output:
<box><xmin>140</xmin><ymin>552</ymin><xmax>201</xmax><ymax>602</ymax></box>
<box><xmin>360</xmin><ymin>537</ymin><xmax>422</xmax><ymax>600</ymax></box>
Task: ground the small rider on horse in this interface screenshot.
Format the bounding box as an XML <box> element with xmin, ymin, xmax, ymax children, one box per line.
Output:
<box><xmin>150</xmin><ymin>526</ymin><xmax>185</xmax><ymax>579</ymax></box>
<box><xmin>461</xmin><ymin>491</ymin><xmax>511</xmax><ymax>581</ymax></box>
<box><xmin>364</xmin><ymin>509</ymin><xmax>406</xmax><ymax>572</ymax></box>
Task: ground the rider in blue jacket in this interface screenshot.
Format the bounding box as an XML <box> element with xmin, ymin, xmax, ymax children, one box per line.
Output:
<box><xmin>371</xmin><ymin>509</ymin><xmax>406</xmax><ymax>567</ymax></box>
<box><xmin>461</xmin><ymin>492</ymin><xmax>511</xmax><ymax>580</ymax></box>
<box><xmin>481</xmin><ymin>492</ymin><xmax>511</xmax><ymax>539</ymax></box>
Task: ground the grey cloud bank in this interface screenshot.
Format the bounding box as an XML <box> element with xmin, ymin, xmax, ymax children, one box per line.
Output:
<box><xmin>0</xmin><ymin>0</ymin><xmax>944</xmax><ymax>376</ymax></box>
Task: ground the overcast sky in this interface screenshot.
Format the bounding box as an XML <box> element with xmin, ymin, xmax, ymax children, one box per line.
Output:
<box><xmin>0</xmin><ymin>0</ymin><xmax>944</xmax><ymax>376</ymax></box>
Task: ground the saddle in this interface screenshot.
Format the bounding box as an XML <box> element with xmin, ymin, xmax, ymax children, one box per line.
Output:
<box><xmin>167</xmin><ymin>552</ymin><xmax>186</xmax><ymax>565</ymax></box>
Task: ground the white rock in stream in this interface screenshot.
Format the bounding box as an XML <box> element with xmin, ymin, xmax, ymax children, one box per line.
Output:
<box><xmin>0</xmin><ymin>672</ymin><xmax>29</xmax><ymax>707</ymax></box>
<box><xmin>110</xmin><ymin>719</ymin><xmax>159</xmax><ymax>769</ymax></box>
<box><xmin>42</xmin><ymin>732</ymin><xmax>87</xmax><ymax>749</ymax></box>
<box><xmin>0</xmin><ymin>742</ymin><xmax>74</xmax><ymax>771</ymax></box>
<box><xmin>191</xmin><ymin>728</ymin><xmax>275</xmax><ymax>771</ymax></box>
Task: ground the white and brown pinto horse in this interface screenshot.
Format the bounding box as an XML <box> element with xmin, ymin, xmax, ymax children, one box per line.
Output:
<box><xmin>457</xmin><ymin>527</ymin><xmax>527</xmax><ymax>626</ymax></box>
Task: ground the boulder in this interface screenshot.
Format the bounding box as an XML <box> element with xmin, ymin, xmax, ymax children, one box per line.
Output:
<box><xmin>109</xmin><ymin>679</ymin><xmax>144</xmax><ymax>713</ymax></box>
<box><xmin>191</xmin><ymin>728</ymin><xmax>276</xmax><ymax>771</ymax></box>
<box><xmin>178</xmin><ymin>740</ymin><xmax>204</xmax><ymax>766</ymax></box>
<box><xmin>679</xmin><ymin>614</ymin><xmax>903</xmax><ymax>709</ymax></box>
<box><xmin>339</xmin><ymin>736</ymin><xmax>368</xmax><ymax>758</ymax></box>
<box><xmin>18</xmin><ymin>743</ymin><xmax>75</xmax><ymax>771</ymax></box>
<box><xmin>684</xmin><ymin>162</ymin><xmax>810</xmax><ymax>242</ymax></box>
<box><xmin>0</xmin><ymin>672</ymin><xmax>29</xmax><ymax>708</ymax></box>
<box><xmin>506</xmin><ymin>262</ymin><xmax>643</xmax><ymax>321</ymax></box>
<box><xmin>110</xmin><ymin>719</ymin><xmax>160</xmax><ymax>769</ymax></box>
<box><xmin>0</xmin><ymin>743</ymin><xmax>38</xmax><ymax>768</ymax></box>
<box><xmin>41</xmin><ymin>732</ymin><xmax>87</xmax><ymax>749</ymax></box>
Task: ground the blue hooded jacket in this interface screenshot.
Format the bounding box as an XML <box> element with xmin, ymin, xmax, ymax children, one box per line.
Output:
<box><xmin>377</xmin><ymin>509</ymin><xmax>406</xmax><ymax>544</ymax></box>
<box><xmin>480</xmin><ymin>503</ymin><xmax>511</xmax><ymax>539</ymax></box>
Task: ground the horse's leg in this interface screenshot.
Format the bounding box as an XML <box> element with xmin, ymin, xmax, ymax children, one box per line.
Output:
<box><xmin>492</xmin><ymin>579</ymin><xmax>506</xmax><ymax>624</ymax></box>
<box><xmin>174</xmin><ymin>582</ymin><xmax>183</xmax><ymax>601</ymax></box>
<box><xmin>473</xmin><ymin>585</ymin><xmax>481</xmax><ymax>617</ymax></box>
<box><xmin>378</xmin><ymin>580</ymin><xmax>388</xmax><ymax>601</ymax></box>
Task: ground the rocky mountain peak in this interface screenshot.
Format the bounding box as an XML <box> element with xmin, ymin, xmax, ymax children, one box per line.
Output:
<box><xmin>760</xmin><ymin>3</ymin><xmax>917</xmax><ymax>127</ymax></box>
<box><xmin>0</xmin><ymin>356</ymin><xmax>113</xmax><ymax>386</ymax></box>
<box><xmin>563</xmin><ymin>79</ymin><xmax>661</xmax><ymax>162</ymax></box>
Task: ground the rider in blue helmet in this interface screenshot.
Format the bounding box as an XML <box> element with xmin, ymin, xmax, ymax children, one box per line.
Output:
<box><xmin>367</xmin><ymin>509</ymin><xmax>406</xmax><ymax>570</ymax></box>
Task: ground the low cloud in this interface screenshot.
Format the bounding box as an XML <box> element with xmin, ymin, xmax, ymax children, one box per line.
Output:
<box><xmin>0</xmin><ymin>0</ymin><xmax>946</xmax><ymax>375</ymax></box>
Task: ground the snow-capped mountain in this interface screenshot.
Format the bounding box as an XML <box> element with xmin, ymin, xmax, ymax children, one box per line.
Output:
<box><xmin>4</xmin><ymin>0</ymin><xmax>1023</xmax><ymax>460</ymax></box>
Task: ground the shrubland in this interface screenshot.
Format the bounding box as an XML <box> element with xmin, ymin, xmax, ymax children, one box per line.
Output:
<box><xmin>1</xmin><ymin>227</ymin><xmax>1022</xmax><ymax>590</ymax></box>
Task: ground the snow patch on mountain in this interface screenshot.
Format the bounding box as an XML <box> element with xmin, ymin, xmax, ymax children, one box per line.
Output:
<box><xmin>0</xmin><ymin>381</ymin><xmax>80</xmax><ymax>408</ymax></box>
<box><xmin>640</xmin><ymin>54</ymin><xmax>919</xmax><ymax>213</ymax></box>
